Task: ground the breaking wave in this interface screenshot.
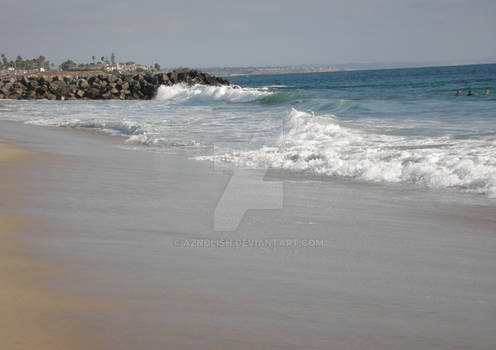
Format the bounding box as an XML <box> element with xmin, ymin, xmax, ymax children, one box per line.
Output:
<box><xmin>26</xmin><ymin>118</ymin><xmax>144</xmax><ymax>137</ymax></box>
<box><xmin>154</xmin><ymin>84</ymin><xmax>271</xmax><ymax>103</ymax></box>
<box><xmin>198</xmin><ymin>109</ymin><xmax>496</xmax><ymax>197</ymax></box>
<box><xmin>26</xmin><ymin>118</ymin><xmax>201</xmax><ymax>148</ymax></box>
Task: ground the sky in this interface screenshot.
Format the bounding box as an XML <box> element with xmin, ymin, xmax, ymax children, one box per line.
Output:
<box><xmin>0</xmin><ymin>0</ymin><xmax>495</xmax><ymax>68</ymax></box>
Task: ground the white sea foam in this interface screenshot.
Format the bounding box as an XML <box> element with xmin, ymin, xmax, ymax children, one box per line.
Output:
<box><xmin>26</xmin><ymin>118</ymin><xmax>201</xmax><ymax>148</ymax></box>
<box><xmin>125</xmin><ymin>134</ymin><xmax>200</xmax><ymax>147</ymax></box>
<box><xmin>26</xmin><ymin>118</ymin><xmax>145</xmax><ymax>137</ymax></box>
<box><xmin>154</xmin><ymin>84</ymin><xmax>271</xmax><ymax>103</ymax></box>
<box><xmin>198</xmin><ymin>109</ymin><xmax>496</xmax><ymax>197</ymax></box>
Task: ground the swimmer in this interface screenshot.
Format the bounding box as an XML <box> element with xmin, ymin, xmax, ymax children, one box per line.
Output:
<box><xmin>456</xmin><ymin>90</ymin><xmax>461</xmax><ymax>96</ymax></box>
<box><xmin>467</xmin><ymin>90</ymin><xmax>473</xmax><ymax>96</ymax></box>
<box><xmin>485</xmin><ymin>89</ymin><xmax>490</xmax><ymax>95</ymax></box>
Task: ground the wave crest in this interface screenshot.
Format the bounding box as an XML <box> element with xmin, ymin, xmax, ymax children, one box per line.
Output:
<box><xmin>154</xmin><ymin>84</ymin><xmax>271</xmax><ymax>103</ymax></box>
<box><xmin>198</xmin><ymin>108</ymin><xmax>496</xmax><ymax>197</ymax></box>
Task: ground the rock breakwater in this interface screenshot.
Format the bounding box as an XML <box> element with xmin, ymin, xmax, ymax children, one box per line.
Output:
<box><xmin>0</xmin><ymin>69</ymin><xmax>231</xmax><ymax>100</ymax></box>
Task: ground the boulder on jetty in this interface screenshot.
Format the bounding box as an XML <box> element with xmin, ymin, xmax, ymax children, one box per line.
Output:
<box><xmin>0</xmin><ymin>69</ymin><xmax>232</xmax><ymax>100</ymax></box>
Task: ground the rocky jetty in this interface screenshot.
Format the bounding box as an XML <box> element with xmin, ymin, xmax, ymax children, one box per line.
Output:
<box><xmin>0</xmin><ymin>69</ymin><xmax>232</xmax><ymax>100</ymax></box>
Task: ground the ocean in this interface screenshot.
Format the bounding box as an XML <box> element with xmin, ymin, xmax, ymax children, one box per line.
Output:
<box><xmin>1</xmin><ymin>64</ymin><xmax>495</xmax><ymax>197</ymax></box>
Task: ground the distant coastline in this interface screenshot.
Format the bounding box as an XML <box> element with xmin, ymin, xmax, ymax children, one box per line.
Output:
<box><xmin>198</xmin><ymin>61</ymin><xmax>496</xmax><ymax>77</ymax></box>
<box><xmin>200</xmin><ymin>65</ymin><xmax>342</xmax><ymax>77</ymax></box>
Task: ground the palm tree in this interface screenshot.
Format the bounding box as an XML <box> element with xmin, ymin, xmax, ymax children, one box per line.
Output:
<box><xmin>92</xmin><ymin>56</ymin><xmax>96</xmax><ymax>64</ymax></box>
<box><xmin>15</xmin><ymin>55</ymin><xmax>23</xmax><ymax>70</ymax></box>
<box><xmin>37</xmin><ymin>55</ymin><xmax>45</xmax><ymax>69</ymax></box>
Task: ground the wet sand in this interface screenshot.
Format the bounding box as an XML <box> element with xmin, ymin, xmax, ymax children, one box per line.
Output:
<box><xmin>1</xmin><ymin>122</ymin><xmax>495</xmax><ymax>349</ymax></box>
<box><xmin>0</xmin><ymin>140</ymin><xmax>83</xmax><ymax>349</ymax></box>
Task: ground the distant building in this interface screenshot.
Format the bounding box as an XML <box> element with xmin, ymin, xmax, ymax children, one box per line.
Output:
<box><xmin>135</xmin><ymin>64</ymin><xmax>149</xmax><ymax>71</ymax></box>
<box><xmin>116</xmin><ymin>62</ymin><xmax>136</xmax><ymax>71</ymax></box>
<box><xmin>115</xmin><ymin>62</ymin><xmax>150</xmax><ymax>72</ymax></box>
<box><xmin>104</xmin><ymin>65</ymin><xmax>117</xmax><ymax>72</ymax></box>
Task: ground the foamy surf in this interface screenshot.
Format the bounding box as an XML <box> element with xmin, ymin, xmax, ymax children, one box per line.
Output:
<box><xmin>125</xmin><ymin>134</ymin><xmax>201</xmax><ymax>148</ymax></box>
<box><xmin>25</xmin><ymin>118</ymin><xmax>146</xmax><ymax>137</ymax></box>
<box><xmin>198</xmin><ymin>109</ymin><xmax>496</xmax><ymax>197</ymax></box>
<box><xmin>154</xmin><ymin>84</ymin><xmax>271</xmax><ymax>103</ymax></box>
<box><xmin>25</xmin><ymin>118</ymin><xmax>202</xmax><ymax>148</ymax></box>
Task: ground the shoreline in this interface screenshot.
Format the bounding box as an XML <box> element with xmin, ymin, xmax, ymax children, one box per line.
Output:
<box><xmin>1</xmin><ymin>123</ymin><xmax>496</xmax><ymax>349</ymax></box>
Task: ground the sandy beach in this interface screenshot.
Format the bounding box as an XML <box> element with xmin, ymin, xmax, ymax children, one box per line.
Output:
<box><xmin>0</xmin><ymin>139</ymin><xmax>83</xmax><ymax>350</ymax></box>
<box><xmin>1</xmin><ymin>121</ymin><xmax>495</xmax><ymax>349</ymax></box>
<box><xmin>0</xmin><ymin>137</ymin><xmax>133</xmax><ymax>350</ymax></box>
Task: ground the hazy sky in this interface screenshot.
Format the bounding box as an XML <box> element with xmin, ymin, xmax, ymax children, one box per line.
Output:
<box><xmin>1</xmin><ymin>0</ymin><xmax>495</xmax><ymax>67</ymax></box>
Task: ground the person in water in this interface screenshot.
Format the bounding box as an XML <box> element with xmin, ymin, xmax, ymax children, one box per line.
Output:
<box><xmin>456</xmin><ymin>90</ymin><xmax>461</xmax><ymax>96</ymax></box>
<box><xmin>485</xmin><ymin>89</ymin><xmax>490</xmax><ymax>95</ymax></box>
<box><xmin>467</xmin><ymin>90</ymin><xmax>473</xmax><ymax>96</ymax></box>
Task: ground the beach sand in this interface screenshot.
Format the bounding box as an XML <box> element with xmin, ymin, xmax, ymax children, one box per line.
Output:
<box><xmin>0</xmin><ymin>139</ymin><xmax>115</xmax><ymax>350</ymax></box>
<box><xmin>0</xmin><ymin>140</ymin><xmax>79</xmax><ymax>350</ymax></box>
<box><xmin>1</xmin><ymin>123</ymin><xmax>495</xmax><ymax>350</ymax></box>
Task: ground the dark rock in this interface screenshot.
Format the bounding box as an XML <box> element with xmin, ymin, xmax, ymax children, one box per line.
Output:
<box><xmin>27</xmin><ymin>90</ymin><xmax>37</xmax><ymax>99</ymax></box>
<box><xmin>129</xmin><ymin>80</ymin><xmax>141</xmax><ymax>91</ymax></box>
<box><xmin>119</xmin><ymin>81</ymin><xmax>130</xmax><ymax>91</ymax></box>
<box><xmin>157</xmin><ymin>73</ymin><xmax>170</xmax><ymax>85</ymax></box>
<box><xmin>20</xmin><ymin>76</ymin><xmax>30</xmax><ymax>86</ymax></box>
<box><xmin>101</xmin><ymin>92</ymin><xmax>112</xmax><ymax>100</ymax></box>
<box><xmin>49</xmin><ymin>81</ymin><xmax>68</xmax><ymax>94</ymax></box>
<box><xmin>27</xmin><ymin>79</ymin><xmax>39</xmax><ymax>89</ymax></box>
<box><xmin>140</xmin><ymin>81</ymin><xmax>155</xmax><ymax>98</ymax></box>
<box><xmin>36</xmin><ymin>86</ymin><xmax>48</xmax><ymax>95</ymax></box>
<box><xmin>85</xmin><ymin>87</ymin><xmax>101</xmax><ymax>99</ymax></box>
<box><xmin>0</xmin><ymin>86</ymin><xmax>10</xmax><ymax>96</ymax></box>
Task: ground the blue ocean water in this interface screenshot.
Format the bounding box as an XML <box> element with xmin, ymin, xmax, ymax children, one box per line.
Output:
<box><xmin>231</xmin><ymin>64</ymin><xmax>496</xmax><ymax>136</ymax></box>
<box><xmin>1</xmin><ymin>64</ymin><xmax>495</xmax><ymax>196</ymax></box>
